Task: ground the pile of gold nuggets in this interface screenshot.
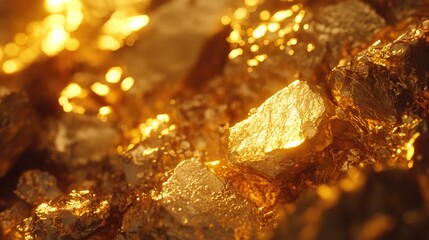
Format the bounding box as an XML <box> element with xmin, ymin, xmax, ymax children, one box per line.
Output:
<box><xmin>1</xmin><ymin>0</ymin><xmax>429</xmax><ymax>239</ymax></box>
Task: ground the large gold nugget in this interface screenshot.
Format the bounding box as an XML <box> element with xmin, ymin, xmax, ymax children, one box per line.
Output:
<box><xmin>228</xmin><ymin>80</ymin><xmax>328</xmax><ymax>178</ymax></box>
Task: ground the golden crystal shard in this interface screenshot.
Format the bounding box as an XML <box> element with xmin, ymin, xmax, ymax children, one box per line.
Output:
<box><xmin>228</xmin><ymin>80</ymin><xmax>327</xmax><ymax>178</ymax></box>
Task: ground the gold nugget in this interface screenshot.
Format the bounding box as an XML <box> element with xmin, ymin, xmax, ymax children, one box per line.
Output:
<box><xmin>229</xmin><ymin>80</ymin><xmax>328</xmax><ymax>178</ymax></box>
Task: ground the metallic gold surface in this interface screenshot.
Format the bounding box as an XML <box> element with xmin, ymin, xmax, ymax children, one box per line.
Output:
<box><xmin>228</xmin><ymin>80</ymin><xmax>326</xmax><ymax>178</ymax></box>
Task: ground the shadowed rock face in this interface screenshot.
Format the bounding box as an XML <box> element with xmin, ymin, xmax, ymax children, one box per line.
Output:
<box><xmin>0</xmin><ymin>87</ymin><xmax>37</xmax><ymax>177</ymax></box>
<box><xmin>120</xmin><ymin>0</ymin><xmax>234</xmax><ymax>96</ymax></box>
<box><xmin>14</xmin><ymin>170</ymin><xmax>63</xmax><ymax>206</ymax></box>
<box><xmin>272</xmin><ymin>168</ymin><xmax>429</xmax><ymax>240</ymax></box>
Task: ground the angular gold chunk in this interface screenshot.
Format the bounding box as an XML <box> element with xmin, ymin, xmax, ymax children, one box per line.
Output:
<box><xmin>228</xmin><ymin>80</ymin><xmax>327</xmax><ymax>178</ymax></box>
<box><xmin>28</xmin><ymin>190</ymin><xmax>110</xmax><ymax>239</ymax></box>
<box><xmin>160</xmin><ymin>159</ymin><xmax>257</xmax><ymax>238</ymax></box>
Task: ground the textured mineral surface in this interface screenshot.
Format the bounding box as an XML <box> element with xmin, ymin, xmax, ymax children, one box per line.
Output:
<box><xmin>14</xmin><ymin>170</ymin><xmax>62</xmax><ymax>206</ymax></box>
<box><xmin>330</xmin><ymin>20</ymin><xmax>429</xmax><ymax>128</ymax></box>
<box><xmin>0</xmin><ymin>87</ymin><xmax>37</xmax><ymax>177</ymax></box>
<box><xmin>15</xmin><ymin>190</ymin><xmax>110</xmax><ymax>240</ymax></box>
<box><xmin>120</xmin><ymin>113</ymin><xmax>191</xmax><ymax>185</ymax></box>
<box><xmin>160</xmin><ymin>158</ymin><xmax>258</xmax><ymax>238</ymax></box>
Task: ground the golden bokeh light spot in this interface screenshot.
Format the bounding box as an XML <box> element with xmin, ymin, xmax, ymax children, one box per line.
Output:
<box><xmin>74</xmin><ymin>106</ymin><xmax>85</xmax><ymax>114</ymax></box>
<box><xmin>105</xmin><ymin>66</ymin><xmax>123</xmax><ymax>83</ymax></box>
<box><xmin>4</xmin><ymin>43</ymin><xmax>20</xmax><ymax>57</ymax></box>
<box><xmin>250</xmin><ymin>44</ymin><xmax>259</xmax><ymax>52</ymax></box>
<box><xmin>307</xmin><ymin>43</ymin><xmax>315</xmax><ymax>52</ymax></box>
<box><xmin>42</xmin><ymin>26</ymin><xmax>69</xmax><ymax>56</ymax></box>
<box><xmin>62</xmin><ymin>83</ymin><xmax>82</xmax><ymax>98</ymax></box>
<box><xmin>126</xmin><ymin>15</ymin><xmax>150</xmax><ymax>32</ymax></box>
<box><xmin>91</xmin><ymin>82</ymin><xmax>110</xmax><ymax>96</ymax></box>
<box><xmin>2</xmin><ymin>60</ymin><xmax>21</xmax><ymax>74</ymax></box>
<box><xmin>63</xmin><ymin>102</ymin><xmax>73</xmax><ymax>112</ymax></box>
<box><xmin>294</xmin><ymin>10</ymin><xmax>305</xmax><ymax>24</ymax></box>
<box><xmin>232</xmin><ymin>23</ymin><xmax>241</xmax><ymax>31</ymax></box>
<box><xmin>98</xmin><ymin>35</ymin><xmax>122</xmax><ymax>50</ymax></box>
<box><xmin>65</xmin><ymin>38</ymin><xmax>80</xmax><ymax>51</ymax></box>
<box><xmin>121</xmin><ymin>77</ymin><xmax>135</xmax><ymax>91</ymax></box>
<box><xmin>221</xmin><ymin>15</ymin><xmax>231</xmax><ymax>25</ymax></box>
<box><xmin>293</xmin><ymin>23</ymin><xmax>300</xmax><ymax>32</ymax></box>
<box><xmin>14</xmin><ymin>33</ymin><xmax>28</xmax><ymax>45</ymax></box>
<box><xmin>228</xmin><ymin>48</ymin><xmax>243</xmax><ymax>59</ymax></box>
<box><xmin>103</xmin><ymin>18</ymin><xmax>121</xmax><ymax>35</ymax></box>
<box><xmin>253</xmin><ymin>24</ymin><xmax>267</xmax><ymax>39</ymax></box>
<box><xmin>66</xmin><ymin>10</ymin><xmax>84</xmax><ymax>31</ymax></box>
<box><xmin>234</xmin><ymin>7</ymin><xmax>248</xmax><ymax>20</ymax></box>
<box><xmin>255</xmin><ymin>54</ymin><xmax>267</xmax><ymax>62</ymax></box>
<box><xmin>247</xmin><ymin>58</ymin><xmax>259</xmax><ymax>67</ymax></box>
<box><xmin>271</xmin><ymin>10</ymin><xmax>293</xmax><ymax>22</ymax></box>
<box><xmin>268</xmin><ymin>22</ymin><xmax>280</xmax><ymax>32</ymax></box>
<box><xmin>245</xmin><ymin>0</ymin><xmax>260</xmax><ymax>7</ymax></box>
<box><xmin>275</xmin><ymin>38</ymin><xmax>284</xmax><ymax>46</ymax></box>
<box><xmin>58</xmin><ymin>96</ymin><xmax>68</xmax><ymax>105</ymax></box>
<box><xmin>156</xmin><ymin>114</ymin><xmax>170</xmax><ymax>122</ymax></box>
<box><xmin>45</xmin><ymin>0</ymin><xmax>67</xmax><ymax>13</ymax></box>
<box><xmin>99</xmin><ymin>106</ymin><xmax>112</xmax><ymax>116</ymax></box>
<box><xmin>317</xmin><ymin>185</ymin><xmax>337</xmax><ymax>201</ymax></box>
<box><xmin>259</xmin><ymin>10</ymin><xmax>271</xmax><ymax>21</ymax></box>
<box><xmin>44</xmin><ymin>13</ymin><xmax>65</xmax><ymax>26</ymax></box>
<box><xmin>246</xmin><ymin>28</ymin><xmax>254</xmax><ymax>37</ymax></box>
<box><xmin>287</xmin><ymin>38</ymin><xmax>298</xmax><ymax>46</ymax></box>
<box><xmin>229</xmin><ymin>30</ymin><xmax>241</xmax><ymax>43</ymax></box>
<box><xmin>291</xmin><ymin>4</ymin><xmax>301</xmax><ymax>12</ymax></box>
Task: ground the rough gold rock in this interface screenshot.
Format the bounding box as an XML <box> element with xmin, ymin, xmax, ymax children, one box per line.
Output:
<box><xmin>160</xmin><ymin>158</ymin><xmax>257</xmax><ymax>238</ymax></box>
<box><xmin>228</xmin><ymin>80</ymin><xmax>329</xmax><ymax>178</ymax></box>
<box><xmin>16</xmin><ymin>190</ymin><xmax>110</xmax><ymax>240</ymax></box>
<box><xmin>14</xmin><ymin>170</ymin><xmax>62</xmax><ymax>206</ymax></box>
